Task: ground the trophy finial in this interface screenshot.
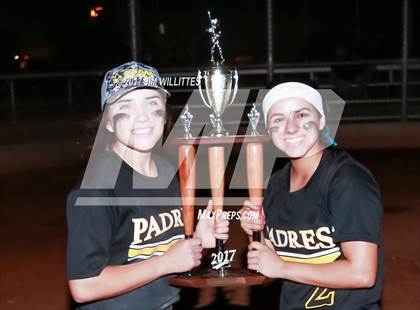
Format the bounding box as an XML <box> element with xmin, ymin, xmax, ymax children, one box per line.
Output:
<box><xmin>180</xmin><ymin>105</ymin><xmax>193</xmax><ymax>139</ymax></box>
<box><xmin>248</xmin><ymin>103</ymin><xmax>260</xmax><ymax>136</ymax></box>
<box><xmin>198</xmin><ymin>11</ymin><xmax>238</xmax><ymax>137</ymax></box>
<box><xmin>206</xmin><ymin>11</ymin><xmax>225</xmax><ymax>65</ymax></box>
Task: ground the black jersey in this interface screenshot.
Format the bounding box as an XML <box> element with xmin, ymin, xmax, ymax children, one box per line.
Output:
<box><xmin>67</xmin><ymin>150</ymin><xmax>184</xmax><ymax>310</ymax></box>
<box><xmin>263</xmin><ymin>146</ymin><xmax>383</xmax><ymax>310</ymax></box>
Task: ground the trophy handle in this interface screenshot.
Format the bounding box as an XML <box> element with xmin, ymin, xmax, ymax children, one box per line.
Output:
<box><xmin>197</xmin><ymin>70</ymin><xmax>212</xmax><ymax>109</ymax></box>
<box><xmin>227</xmin><ymin>69</ymin><xmax>238</xmax><ymax>107</ymax></box>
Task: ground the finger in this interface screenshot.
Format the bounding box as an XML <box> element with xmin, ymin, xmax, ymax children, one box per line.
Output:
<box><xmin>205</xmin><ymin>199</ymin><xmax>213</xmax><ymax>212</ymax></box>
<box><xmin>248</xmin><ymin>218</ymin><xmax>264</xmax><ymax>225</ymax></box>
<box><xmin>193</xmin><ymin>245</ymin><xmax>203</xmax><ymax>253</ymax></box>
<box><xmin>247</xmin><ymin>250</ymin><xmax>258</xmax><ymax>258</ymax></box>
<box><xmin>194</xmin><ymin>259</ymin><xmax>201</xmax><ymax>267</ymax></box>
<box><xmin>247</xmin><ymin>222</ymin><xmax>264</xmax><ymax>230</ymax></box>
<box><xmin>248</xmin><ymin>264</ymin><xmax>258</xmax><ymax>271</ymax></box>
<box><xmin>215</xmin><ymin>219</ymin><xmax>229</xmax><ymax>227</ymax></box>
<box><xmin>248</xmin><ymin>241</ymin><xmax>265</xmax><ymax>251</ymax></box>
<box><xmin>243</xmin><ymin>201</ymin><xmax>260</xmax><ymax>211</ymax></box>
<box><xmin>213</xmin><ymin>224</ymin><xmax>229</xmax><ymax>234</ymax></box>
<box><xmin>214</xmin><ymin>233</ymin><xmax>229</xmax><ymax>240</ymax></box>
<box><xmin>215</xmin><ymin>226</ymin><xmax>229</xmax><ymax>234</ymax></box>
<box><xmin>254</xmin><ymin>223</ymin><xmax>265</xmax><ymax>230</ymax></box>
<box><xmin>242</xmin><ymin>223</ymin><xmax>262</xmax><ymax>235</ymax></box>
<box><xmin>214</xmin><ymin>226</ymin><xmax>229</xmax><ymax>234</ymax></box>
<box><xmin>247</xmin><ymin>257</ymin><xmax>258</xmax><ymax>265</ymax></box>
<box><xmin>243</xmin><ymin>200</ymin><xmax>252</xmax><ymax>207</ymax></box>
<box><xmin>191</xmin><ymin>238</ymin><xmax>202</xmax><ymax>246</ymax></box>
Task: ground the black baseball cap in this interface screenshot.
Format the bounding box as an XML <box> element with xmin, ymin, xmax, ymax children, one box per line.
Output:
<box><xmin>101</xmin><ymin>61</ymin><xmax>170</xmax><ymax>110</ymax></box>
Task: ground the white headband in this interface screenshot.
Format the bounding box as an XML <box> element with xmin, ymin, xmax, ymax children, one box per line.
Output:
<box><xmin>262</xmin><ymin>82</ymin><xmax>324</xmax><ymax>127</ymax></box>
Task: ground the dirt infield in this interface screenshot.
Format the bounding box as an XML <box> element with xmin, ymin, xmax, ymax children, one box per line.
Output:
<box><xmin>0</xmin><ymin>149</ymin><xmax>419</xmax><ymax>309</ymax></box>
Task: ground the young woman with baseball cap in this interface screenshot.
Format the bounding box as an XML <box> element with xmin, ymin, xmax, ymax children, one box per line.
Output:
<box><xmin>66</xmin><ymin>62</ymin><xmax>229</xmax><ymax>310</ymax></box>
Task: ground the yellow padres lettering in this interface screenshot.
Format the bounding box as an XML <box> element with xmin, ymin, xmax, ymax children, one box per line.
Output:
<box><xmin>131</xmin><ymin>209</ymin><xmax>183</xmax><ymax>245</ymax></box>
<box><xmin>267</xmin><ymin>226</ymin><xmax>335</xmax><ymax>250</ymax></box>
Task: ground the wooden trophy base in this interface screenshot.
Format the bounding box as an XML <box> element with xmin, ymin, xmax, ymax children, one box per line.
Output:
<box><xmin>170</xmin><ymin>268</ymin><xmax>271</xmax><ymax>288</ymax></box>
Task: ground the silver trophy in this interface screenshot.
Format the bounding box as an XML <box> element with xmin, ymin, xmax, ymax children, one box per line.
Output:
<box><xmin>197</xmin><ymin>11</ymin><xmax>238</xmax><ymax>137</ymax></box>
<box><xmin>248</xmin><ymin>103</ymin><xmax>260</xmax><ymax>136</ymax></box>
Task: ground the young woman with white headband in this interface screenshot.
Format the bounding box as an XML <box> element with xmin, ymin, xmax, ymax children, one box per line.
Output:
<box><xmin>240</xmin><ymin>82</ymin><xmax>382</xmax><ymax>309</ymax></box>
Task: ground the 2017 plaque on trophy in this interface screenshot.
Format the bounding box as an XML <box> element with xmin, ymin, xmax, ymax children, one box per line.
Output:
<box><xmin>170</xmin><ymin>11</ymin><xmax>270</xmax><ymax>288</ymax></box>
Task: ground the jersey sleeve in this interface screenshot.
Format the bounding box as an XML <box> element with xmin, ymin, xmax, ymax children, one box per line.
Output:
<box><xmin>66</xmin><ymin>188</ymin><xmax>116</xmax><ymax>280</ymax></box>
<box><xmin>328</xmin><ymin>164</ymin><xmax>382</xmax><ymax>245</ymax></box>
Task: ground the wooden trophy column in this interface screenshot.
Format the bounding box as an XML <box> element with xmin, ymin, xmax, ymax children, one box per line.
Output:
<box><xmin>208</xmin><ymin>145</ymin><xmax>226</xmax><ymax>265</ymax></box>
<box><xmin>178</xmin><ymin>144</ymin><xmax>196</xmax><ymax>240</ymax></box>
<box><xmin>246</xmin><ymin>142</ymin><xmax>264</xmax><ymax>242</ymax></box>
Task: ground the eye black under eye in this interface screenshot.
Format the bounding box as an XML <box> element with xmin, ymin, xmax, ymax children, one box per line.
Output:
<box><xmin>113</xmin><ymin>113</ymin><xmax>130</xmax><ymax>123</ymax></box>
<box><xmin>153</xmin><ymin>109</ymin><xmax>165</xmax><ymax>117</ymax></box>
<box><xmin>119</xmin><ymin>104</ymin><xmax>131</xmax><ymax>110</ymax></box>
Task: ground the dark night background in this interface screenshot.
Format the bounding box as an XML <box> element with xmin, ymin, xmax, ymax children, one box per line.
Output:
<box><xmin>1</xmin><ymin>0</ymin><xmax>419</xmax><ymax>120</ymax></box>
<box><xmin>1</xmin><ymin>0</ymin><xmax>419</xmax><ymax>72</ymax></box>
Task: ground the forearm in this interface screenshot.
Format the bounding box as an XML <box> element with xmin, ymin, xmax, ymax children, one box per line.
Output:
<box><xmin>69</xmin><ymin>255</ymin><xmax>169</xmax><ymax>303</ymax></box>
<box><xmin>278</xmin><ymin>259</ymin><xmax>376</xmax><ymax>289</ymax></box>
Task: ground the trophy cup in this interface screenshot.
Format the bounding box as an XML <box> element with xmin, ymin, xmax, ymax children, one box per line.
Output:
<box><xmin>170</xmin><ymin>12</ymin><xmax>269</xmax><ymax>288</ymax></box>
<box><xmin>197</xmin><ymin>11</ymin><xmax>238</xmax><ymax>137</ymax></box>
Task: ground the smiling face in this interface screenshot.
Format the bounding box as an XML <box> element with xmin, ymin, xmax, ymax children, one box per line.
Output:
<box><xmin>267</xmin><ymin>97</ymin><xmax>325</xmax><ymax>158</ymax></box>
<box><xmin>105</xmin><ymin>88</ymin><xmax>166</xmax><ymax>153</ymax></box>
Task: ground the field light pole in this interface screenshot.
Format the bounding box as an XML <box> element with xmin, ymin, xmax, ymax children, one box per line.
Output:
<box><xmin>129</xmin><ymin>0</ymin><xmax>139</xmax><ymax>60</ymax></box>
<box><xmin>266</xmin><ymin>0</ymin><xmax>274</xmax><ymax>86</ymax></box>
<box><xmin>401</xmin><ymin>0</ymin><xmax>409</xmax><ymax>121</ymax></box>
